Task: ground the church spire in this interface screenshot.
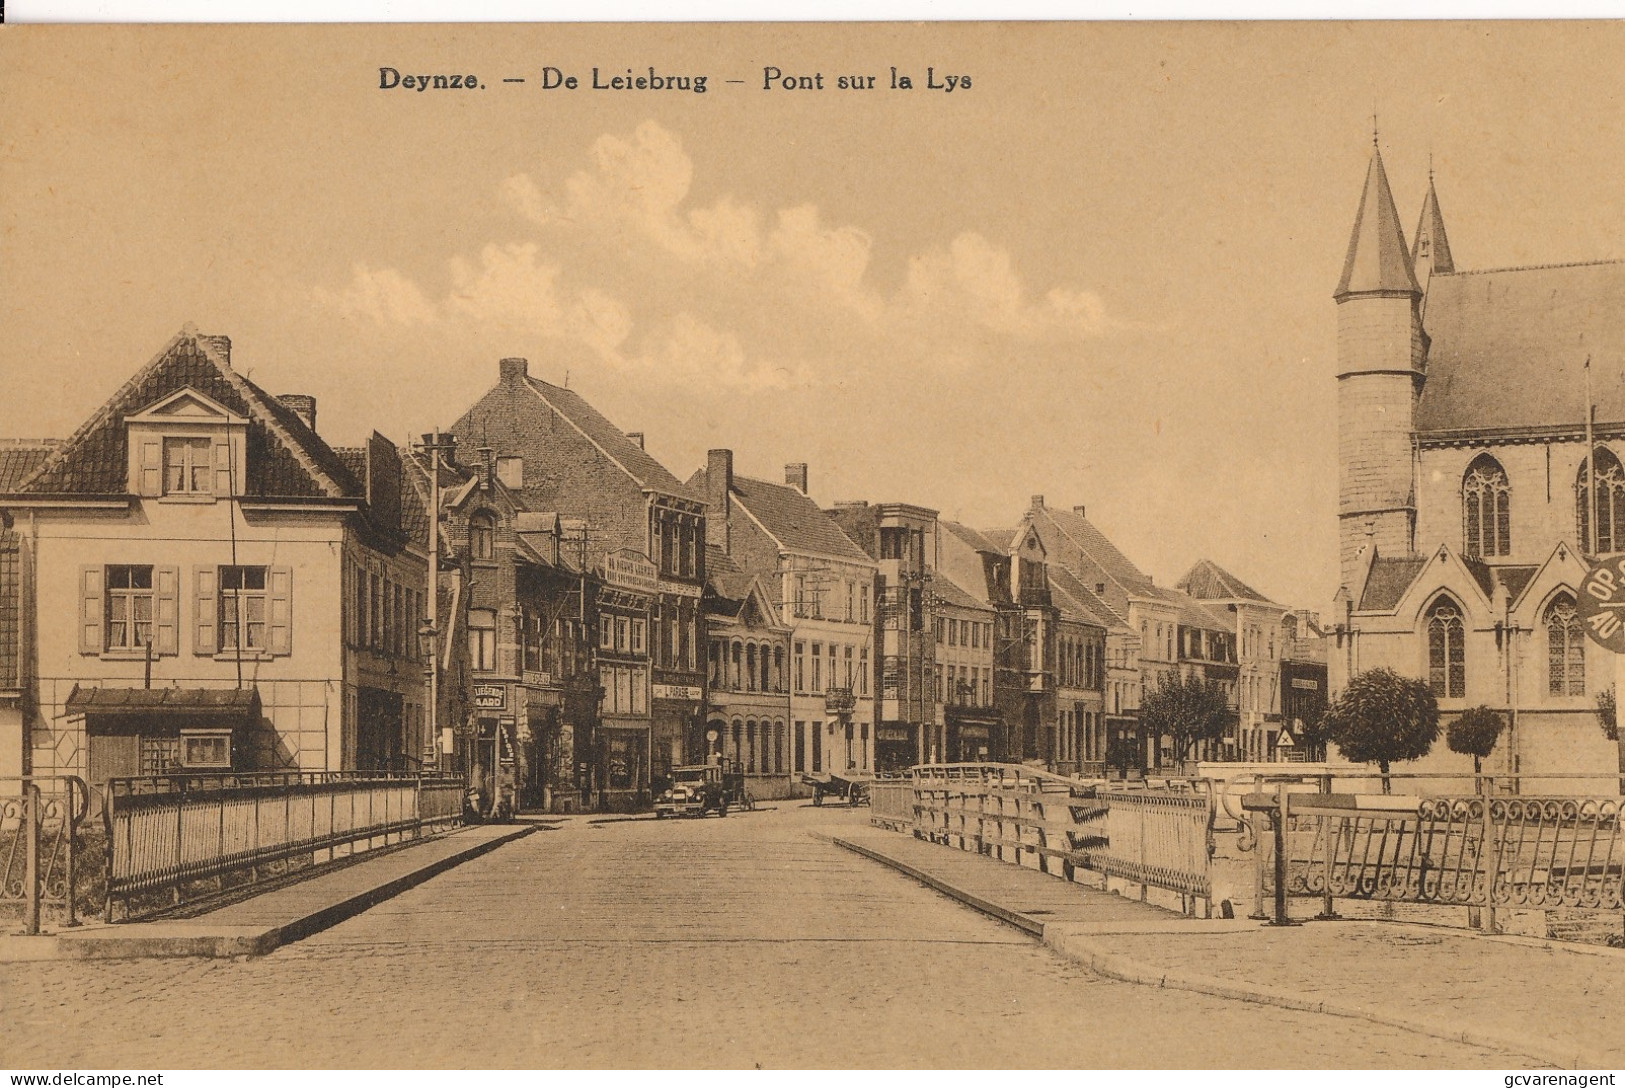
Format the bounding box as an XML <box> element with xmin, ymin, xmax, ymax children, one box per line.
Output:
<box><xmin>1335</xmin><ymin>145</ymin><xmax>1421</xmax><ymax>300</ymax></box>
<box><xmin>1412</xmin><ymin>170</ymin><xmax>1455</xmax><ymax>279</ymax></box>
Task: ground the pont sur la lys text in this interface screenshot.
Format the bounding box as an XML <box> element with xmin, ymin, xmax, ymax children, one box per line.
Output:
<box><xmin>377</xmin><ymin>66</ymin><xmax>972</xmax><ymax>94</ymax></box>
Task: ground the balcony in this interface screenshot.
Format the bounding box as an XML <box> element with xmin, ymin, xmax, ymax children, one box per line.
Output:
<box><xmin>825</xmin><ymin>686</ymin><xmax>857</xmax><ymax>714</ymax></box>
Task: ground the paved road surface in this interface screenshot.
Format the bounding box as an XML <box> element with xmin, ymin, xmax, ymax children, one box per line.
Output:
<box><xmin>1</xmin><ymin>804</ymin><xmax>1527</xmax><ymax>1068</ymax></box>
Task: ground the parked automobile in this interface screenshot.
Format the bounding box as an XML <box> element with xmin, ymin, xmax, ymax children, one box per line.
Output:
<box><xmin>654</xmin><ymin>764</ymin><xmax>728</xmax><ymax>818</ymax></box>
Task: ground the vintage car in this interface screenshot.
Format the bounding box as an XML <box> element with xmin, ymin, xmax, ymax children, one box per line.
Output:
<box><xmin>654</xmin><ymin>764</ymin><xmax>729</xmax><ymax>818</ymax></box>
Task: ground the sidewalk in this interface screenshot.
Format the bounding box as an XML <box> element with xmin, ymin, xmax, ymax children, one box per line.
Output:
<box><xmin>827</xmin><ymin>825</ymin><xmax>1625</xmax><ymax>1070</ymax></box>
<box><xmin>1</xmin><ymin>822</ymin><xmax>535</xmax><ymax>963</ymax></box>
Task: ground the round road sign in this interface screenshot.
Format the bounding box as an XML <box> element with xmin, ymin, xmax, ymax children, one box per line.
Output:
<box><xmin>1577</xmin><ymin>554</ymin><xmax>1625</xmax><ymax>654</ymax></box>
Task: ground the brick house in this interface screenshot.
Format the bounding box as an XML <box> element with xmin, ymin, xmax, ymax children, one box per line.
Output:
<box><xmin>702</xmin><ymin>544</ymin><xmax>794</xmax><ymax>798</ymax></box>
<box><xmin>448</xmin><ymin>358</ymin><xmax>708</xmax><ymax>796</ymax></box>
<box><xmin>0</xmin><ymin>327</ymin><xmax>427</xmax><ymax>788</ymax></box>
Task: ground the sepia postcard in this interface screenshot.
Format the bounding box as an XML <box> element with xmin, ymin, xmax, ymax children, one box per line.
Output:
<box><xmin>1</xmin><ymin>19</ymin><xmax>1623</xmax><ymax>1076</ymax></box>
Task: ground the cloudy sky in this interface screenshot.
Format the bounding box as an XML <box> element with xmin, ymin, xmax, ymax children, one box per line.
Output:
<box><xmin>3</xmin><ymin>23</ymin><xmax>1623</xmax><ymax>612</ymax></box>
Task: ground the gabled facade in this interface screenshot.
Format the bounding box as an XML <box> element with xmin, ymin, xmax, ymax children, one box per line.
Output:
<box><xmin>449</xmin><ymin>357</ymin><xmax>708</xmax><ymax>792</ymax></box>
<box><xmin>692</xmin><ymin>453</ymin><xmax>876</xmax><ymax>779</ymax></box>
<box><xmin>702</xmin><ymin>545</ymin><xmax>794</xmax><ymax>798</ymax></box>
<box><xmin>938</xmin><ymin>519</ymin><xmax>1021</xmax><ymax>762</ymax></box>
<box><xmin>1179</xmin><ymin>558</ymin><xmax>1288</xmax><ymax>761</ymax></box>
<box><xmin>405</xmin><ymin>447</ymin><xmax>598</xmax><ymax>813</ymax></box>
<box><xmin>0</xmin><ymin>327</ymin><xmax>426</xmax><ymax>786</ymax></box>
<box><xmin>1332</xmin><ymin>144</ymin><xmax>1625</xmax><ymax>779</ymax></box>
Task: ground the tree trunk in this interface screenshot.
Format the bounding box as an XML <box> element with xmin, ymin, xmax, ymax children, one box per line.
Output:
<box><xmin>1380</xmin><ymin>759</ymin><xmax>1392</xmax><ymax>795</ymax></box>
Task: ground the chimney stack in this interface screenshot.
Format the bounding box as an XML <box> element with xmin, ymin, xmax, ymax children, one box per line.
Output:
<box><xmin>499</xmin><ymin>357</ymin><xmax>529</xmax><ymax>384</ymax></box>
<box><xmin>1031</xmin><ymin>494</ymin><xmax>1045</xmax><ymax>509</ymax></box>
<box><xmin>278</xmin><ymin>394</ymin><xmax>317</xmax><ymax>433</ymax></box>
<box><xmin>785</xmin><ymin>463</ymin><xmax>809</xmax><ymax>494</ymax></box>
<box><xmin>1073</xmin><ymin>504</ymin><xmax>1086</xmax><ymax>518</ymax></box>
<box><xmin>626</xmin><ymin>432</ymin><xmax>645</xmax><ymax>450</ymax></box>
<box><xmin>477</xmin><ymin>446</ymin><xmax>495</xmax><ymax>490</ymax></box>
<box><xmin>707</xmin><ymin>449</ymin><xmax>734</xmax><ymax>554</ymax></box>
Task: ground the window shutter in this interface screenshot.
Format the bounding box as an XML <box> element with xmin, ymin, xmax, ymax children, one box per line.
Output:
<box><xmin>154</xmin><ymin>566</ymin><xmax>180</xmax><ymax>655</ymax></box>
<box><xmin>79</xmin><ymin>566</ymin><xmax>104</xmax><ymax>654</ymax></box>
<box><xmin>268</xmin><ymin>566</ymin><xmax>293</xmax><ymax>655</ymax></box>
<box><xmin>213</xmin><ymin>438</ymin><xmax>234</xmax><ymax>496</ymax></box>
<box><xmin>137</xmin><ymin>439</ymin><xmax>162</xmax><ymax>497</ymax></box>
<box><xmin>194</xmin><ymin>565</ymin><xmax>218</xmax><ymax>655</ymax></box>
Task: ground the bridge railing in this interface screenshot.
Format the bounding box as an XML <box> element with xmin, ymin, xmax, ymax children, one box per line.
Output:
<box><xmin>1243</xmin><ymin>772</ymin><xmax>1624</xmax><ymax>929</ymax></box>
<box><xmin>104</xmin><ymin>770</ymin><xmax>466</xmax><ymax>921</ymax></box>
<box><xmin>1</xmin><ymin>776</ymin><xmax>93</xmax><ymax>933</ymax></box>
<box><xmin>874</xmin><ymin>762</ymin><xmax>1216</xmax><ymax>914</ymax></box>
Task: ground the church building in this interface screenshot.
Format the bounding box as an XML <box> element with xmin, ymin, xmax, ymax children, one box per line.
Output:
<box><xmin>1331</xmin><ymin>139</ymin><xmax>1624</xmax><ymax>779</ymax></box>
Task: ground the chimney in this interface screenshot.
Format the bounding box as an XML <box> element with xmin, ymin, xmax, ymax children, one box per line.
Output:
<box><xmin>1031</xmin><ymin>494</ymin><xmax>1045</xmax><ymax>509</ymax></box>
<box><xmin>1073</xmin><ymin>504</ymin><xmax>1086</xmax><ymax>518</ymax></box>
<box><xmin>278</xmin><ymin>395</ymin><xmax>318</xmax><ymax>433</ymax></box>
<box><xmin>477</xmin><ymin>446</ymin><xmax>495</xmax><ymax>490</ymax></box>
<box><xmin>626</xmin><ymin>432</ymin><xmax>645</xmax><ymax>450</ymax></box>
<box><xmin>785</xmin><ymin>463</ymin><xmax>809</xmax><ymax>494</ymax></box>
<box><xmin>499</xmin><ymin>357</ymin><xmax>528</xmax><ymax>384</ymax></box>
<box><xmin>707</xmin><ymin>449</ymin><xmax>733</xmax><ymax>554</ymax></box>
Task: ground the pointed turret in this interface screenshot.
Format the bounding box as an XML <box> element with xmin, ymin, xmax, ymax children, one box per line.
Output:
<box><xmin>1335</xmin><ymin>147</ymin><xmax>1421</xmax><ymax>300</ymax></box>
<box><xmin>1334</xmin><ymin>142</ymin><xmax>1427</xmax><ymax>593</ymax></box>
<box><xmin>1412</xmin><ymin>174</ymin><xmax>1455</xmax><ymax>280</ymax></box>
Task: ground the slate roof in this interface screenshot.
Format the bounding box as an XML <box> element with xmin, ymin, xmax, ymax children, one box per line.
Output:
<box><xmin>0</xmin><ymin>442</ymin><xmax>56</xmax><ymax>492</ymax></box>
<box><xmin>1047</xmin><ymin>564</ymin><xmax>1127</xmax><ymax>629</ymax></box>
<box><xmin>1413</xmin><ymin>178</ymin><xmax>1455</xmax><ymax>276</ymax></box>
<box><xmin>10</xmin><ymin>328</ymin><xmax>362</xmax><ymax>500</ymax></box>
<box><xmin>1358</xmin><ymin>556</ymin><xmax>1428</xmax><ymax>611</ymax></box>
<box><xmin>933</xmin><ymin>572</ymin><xmax>993</xmax><ymax>613</ymax></box>
<box><xmin>522</xmin><ymin>376</ymin><xmax>694</xmax><ymax>499</ymax></box>
<box><xmin>691</xmin><ymin>470</ymin><xmax>871</xmax><ymax>562</ymax></box>
<box><xmin>1496</xmin><ymin>565</ymin><xmax>1539</xmax><ymax>605</ymax></box>
<box><xmin>939</xmin><ymin>520</ymin><xmax>1005</xmax><ymax>555</ymax></box>
<box><xmin>979</xmin><ymin>528</ymin><xmax>1016</xmax><ymax>551</ymax></box>
<box><xmin>705</xmin><ymin>546</ymin><xmax>759</xmax><ymax>604</ymax></box>
<box><xmin>1336</xmin><ymin>147</ymin><xmax>1420</xmax><ymax>299</ymax></box>
<box><xmin>1030</xmin><ymin>504</ymin><xmax>1153</xmax><ymax>591</ymax></box>
<box><xmin>1177</xmin><ymin>558</ymin><xmax>1276</xmax><ymax>605</ymax></box>
<box><xmin>1415</xmin><ymin>261</ymin><xmax>1625</xmax><ymax>435</ymax></box>
<box><xmin>1149</xmin><ymin>584</ymin><xmax>1232</xmax><ymax>632</ymax></box>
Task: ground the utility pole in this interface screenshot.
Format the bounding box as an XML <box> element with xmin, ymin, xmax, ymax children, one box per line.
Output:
<box><xmin>419</xmin><ymin>430</ymin><xmax>457</xmax><ymax>771</ymax></box>
<box><xmin>1585</xmin><ymin>355</ymin><xmax>1597</xmax><ymax>555</ymax></box>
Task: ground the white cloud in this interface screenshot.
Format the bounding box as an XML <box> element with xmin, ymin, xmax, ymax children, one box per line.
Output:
<box><xmin>316</xmin><ymin>120</ymin><xmax>1111</xmax><ymax>391</ymax></box>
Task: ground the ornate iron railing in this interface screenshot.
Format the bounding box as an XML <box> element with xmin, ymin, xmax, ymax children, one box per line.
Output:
<box><xmin>1243</xmin><ymin>773</ymin><xmax>1625</xmax><ymax>925</ymax></box>
<box><xmin>1</xmin><ymin>776</ymin><xmax>92</xmax><ymax>933</ymax></box>
<box><xmin>877</xmin><ymin>762</ymin><xmax>1216</xmax><ymax>913</ymax></box>
<box><xmin>104</xmin><ymin>771</ymin><xmax>466</xmax><ymax>921</ymax></box>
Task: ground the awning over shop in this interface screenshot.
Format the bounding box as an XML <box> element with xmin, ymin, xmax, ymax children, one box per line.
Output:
<box><xmin>64</xmin><ymin>686</ymin><xmax>261</xmax><ymax>733</ymax></box>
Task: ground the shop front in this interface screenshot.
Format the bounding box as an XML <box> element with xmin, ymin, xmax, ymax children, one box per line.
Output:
<box><xmin>874</xmin><ymin>722</ymin><xmax>916</xmax><ymax>773</ymax></box>
<box><xmin>599</xmin><ymin>717</ymin><xmax>650</xmax><ymax>809</ymax></box>
<box><xmin>68</xmin><ymin>686</ymin><xmax>262</xmax><ymax>790</ymax></box>
<box><xmin>945</xmin><ymin>706</ymin><xmax>999</xmax><ymax>763</ymax></box>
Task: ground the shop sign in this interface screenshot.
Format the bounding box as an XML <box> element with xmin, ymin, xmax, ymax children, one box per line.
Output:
<box><xmin>659</xmin><ymin>579</ymin><xmax>702</xmax><ymax>599</ymax></box>
<box><xmin>599</xmin><ymin>549</ymin><xmax>659</xmax><ymax>593</ymax></box>
<box><xmin>473</xmin><ymin>684</ymin><xmax>507</xmax><ymax>710</ymax></box>
<box><xmin>522</xmin><ymin>670</ymin><xmax>553</xmax><ymax>688</ymax></box>
<box><xmin>877</xmin><ymin>726</ymin><xmax>911</xmax><ymax>742</ymax></box>
<box><xmin>653</xmin><ymin>682</ymin><xmax>702</xmax><ymax>701</ymax></box>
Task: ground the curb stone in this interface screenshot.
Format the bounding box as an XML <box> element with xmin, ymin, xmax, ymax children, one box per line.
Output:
<box><xmin>825</xmin><ymin>829</ymin><xmax>1607</xmax><ymax>1070</ymax></box>
<box><xmin>0</xmin><ymin>824</ymin><xmax>535</xmax><ymax>962</ymax></box>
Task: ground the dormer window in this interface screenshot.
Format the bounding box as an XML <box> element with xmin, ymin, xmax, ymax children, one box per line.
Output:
<box><xmin>164</xmin><ymin>437</ymin><xmax>213</xmax><ymax>495</ymax></box>
<box><xmin>126</xmin><ymin>388</ymin><xmax>246</xmax><ymax>501</ymax></box>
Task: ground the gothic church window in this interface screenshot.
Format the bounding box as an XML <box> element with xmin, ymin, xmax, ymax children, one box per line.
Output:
<box><xmin>1425</xmin><ymin>597</ymin><xmax>1465</xmax><ymax>699</ymax></box>
<box><xmin>1545</xmin><ymin>594</ymin><xmax>1585</xmax><ymax>697</ymax></box>
<box><xmin>1577</xmin><ymin>446</ymin><xmax>1625</xmax><ymax>554</ymax></box>
<box><xmin>1461</xmin><ymin>454</ymin><xmax>1511</xmax><ymax>558</ymax></box>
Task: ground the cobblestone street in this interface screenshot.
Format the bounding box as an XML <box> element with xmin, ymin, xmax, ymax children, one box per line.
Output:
<box><xmin>2</xmin><ymin>805</ymin><xmax>1528</xmax><ymax>1069</ymax></box>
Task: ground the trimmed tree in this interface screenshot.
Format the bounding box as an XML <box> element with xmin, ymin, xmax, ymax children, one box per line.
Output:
<box><xmin>1293</xmin><ymin>691</ymin><xmax>1332</xmax><ymax>763</ymax></box>
<box><xmin>1321</xmin><ymin>667</ymin><xmax>1440</xmax><ymax>793</ymax></box>
<box><xmin>1139</xmin><ymin>671</ymin><xmax>1236</xmax><ymax>772</ymax></box>
<box><xmin>1598</xmin><ymin>686</ymin><xmax>1617</xmax><ymax>743</ymax></box>
<box><xmin>1446</xmin><ymin>705</ymin><xmax>1505</xmax><ymax>774</ymax></box>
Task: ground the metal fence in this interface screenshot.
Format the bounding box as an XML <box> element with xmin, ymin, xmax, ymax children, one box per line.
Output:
<box><xmin>1</xmin><ymin>776</ymin><xmax>92</xmax><ymax>933</ymax></box>
<box><xmin>878</xmin><ymin>762</ymin><xmax>1216</xmax><ymax>913</ymax></box>
<box><xmin>104</xmin><ymin>771</ymin><xmax>466</xmax><ymax>921</ymax></box>
<box><xmin>1247</xmin><ymin>772</ymin><xmax>1625</xmax><ymax>928</ymax></box>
